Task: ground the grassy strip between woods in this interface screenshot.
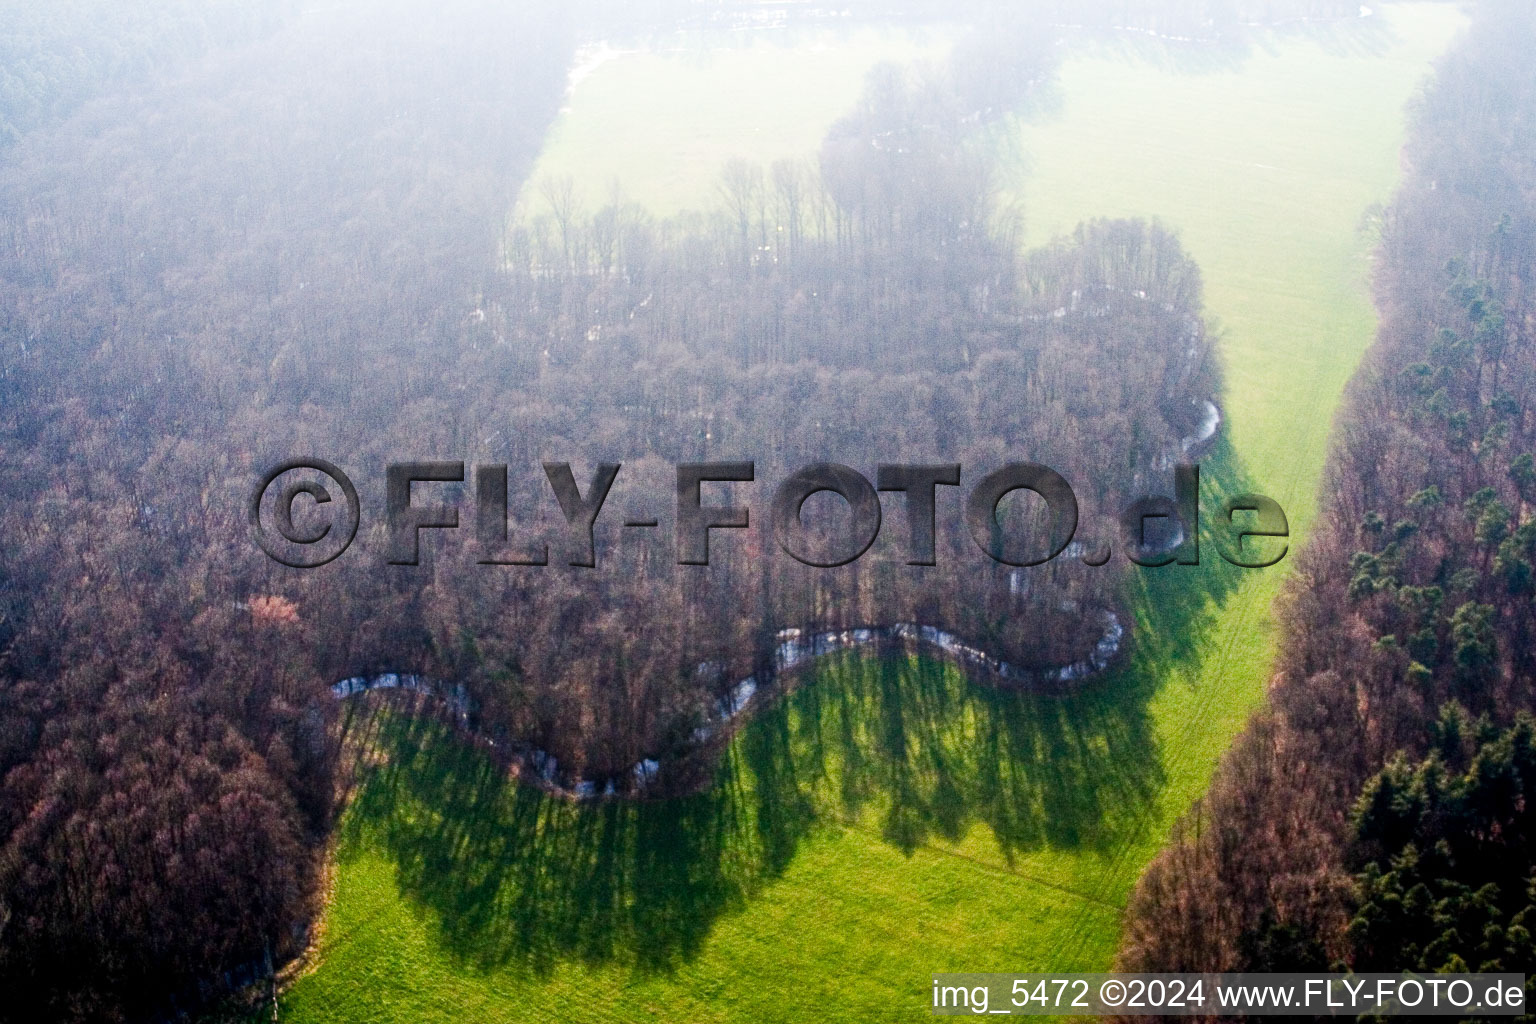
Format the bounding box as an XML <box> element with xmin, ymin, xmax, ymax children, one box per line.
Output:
<box><xmin>281</xmin><ymin>7</ymin><xmax>1464</xmax><ymax>1021</ymax></box>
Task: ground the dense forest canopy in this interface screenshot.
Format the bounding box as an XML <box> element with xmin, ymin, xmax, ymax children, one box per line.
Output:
<box><xmin>1348</xmin><ymin>707</ymin><xmax>1536</xmax><ymax>978</ymax></box>
<box><xmin>0</xmin><ymin>0</ymin><xmax>299</xmax><ymax>150</ymax></box>
<box><xmin>0</xmin><ymin>1</ymin><xmax>575</xmax><ymax>1018</ymax></box>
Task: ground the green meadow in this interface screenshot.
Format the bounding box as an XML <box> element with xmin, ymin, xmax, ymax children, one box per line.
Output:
<box><xmin>519</xmin><ymin>25</ymin><xmax>957</xmax><ymax>219</ymax></box>
<box><xmin>282</xmin><ymin>7</ymin><xmax>1465</xmax><ymax>1021</ymax></box>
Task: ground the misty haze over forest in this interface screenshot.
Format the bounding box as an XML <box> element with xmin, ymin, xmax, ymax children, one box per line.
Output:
<box><xmin>1</xmin><ymin>1</ymin><xmax>1533</xmax><ymax>1021</ymax></box>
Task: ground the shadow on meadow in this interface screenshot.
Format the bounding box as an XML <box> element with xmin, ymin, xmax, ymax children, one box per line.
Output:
<box><xmin>333</xmin><ymin>433</ymin><xmax>1265</xmax><ymax>977</ymax></box>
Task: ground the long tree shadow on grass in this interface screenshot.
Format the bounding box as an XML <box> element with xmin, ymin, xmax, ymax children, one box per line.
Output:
<box><xmin>336</xmin><ymin>432</ymin><xmax>1267</xmax><ymax>977</ymax></box>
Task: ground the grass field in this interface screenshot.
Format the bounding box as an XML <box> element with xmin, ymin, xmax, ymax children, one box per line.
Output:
<box><xmin>282</xmin><ymin>7</ymin><xmax>1465</xmax><ymax>1021</ymax></box>
<box><xmin>518</xmin><ymin>25</ymin><xmax>957</xmax><ymax>219</ymax></box>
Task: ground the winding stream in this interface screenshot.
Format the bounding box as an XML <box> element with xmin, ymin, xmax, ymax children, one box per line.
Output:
<box><xmin>331</xmin><ymin>399</ymin><xmax>1215</xmax><ymax>800</ymax></box>
<box><xmin>333</xmin><ymin>608</ymin><xmax>1123</xmax><ymax>801</ymax></box>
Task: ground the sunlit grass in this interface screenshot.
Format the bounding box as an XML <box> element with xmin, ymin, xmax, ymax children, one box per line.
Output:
<box><xmin>282</xmin><ymin>7</ymin><xmax>1464</xmax><ymax>1021</ymax></box>
<box><xmin>1001</xmin><ymin>0</ymin><xmax>1467</xmax><ymax>906</ymax></box>
<box><xmin>519</xmin><ymin>25</ymin><xmax>957</xmax><ymax>220</ymax></box>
